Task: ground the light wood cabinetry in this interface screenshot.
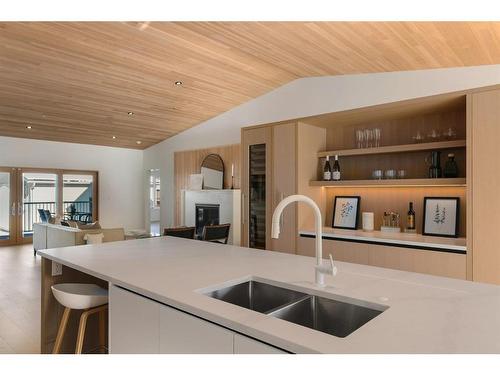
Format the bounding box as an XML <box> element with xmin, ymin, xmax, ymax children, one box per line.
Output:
<box><xmin>297</xmin><ymin>237</ymin><xmax>466</xmax><ymax>280</ymax></box>
<box><xmin>271</xmin><ymin>123</ymin><xmax>297</xmax><ymax>253</ymax></box>
<box><xmin>469</xmin><ymin>89</ymin><xmax>500</xmax><ymax>284</ymax></box>
<box><xmin>241</xmin><ymin>123</ymin><xmax>297</xmax><ymax>252</ymax></box>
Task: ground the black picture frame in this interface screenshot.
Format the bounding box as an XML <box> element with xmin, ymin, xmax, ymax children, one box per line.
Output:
<box><xmin>422</xmin><ymin>197</ymin><xmax>460</xmax><ymax>238</ymax></box>
<box><xmin>332</xmin><ymin>196</ymin><xmax>360</xmax><ymax>230</ymax></box>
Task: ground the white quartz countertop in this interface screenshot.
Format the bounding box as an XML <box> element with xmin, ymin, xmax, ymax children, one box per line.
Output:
<box><xmin>38</xmin><ymin>237</ymin><xmax>499</xmax><ymax>353</ymax></box>
<box><xmin>300</xmin><ymin>227</ymin><xmax>467</xmax><ymax>252</ymax></box>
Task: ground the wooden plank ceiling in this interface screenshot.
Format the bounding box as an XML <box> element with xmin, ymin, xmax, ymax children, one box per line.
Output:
<box><xmin>1</xmin><ymin>22</ymin><xmax>500</xmax><ymax>149</ymax></box>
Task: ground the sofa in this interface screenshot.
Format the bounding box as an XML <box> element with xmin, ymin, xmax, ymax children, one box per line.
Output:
<box><xmin>33</xmin><ymin>223</ymin><xmax>125</xmax><ymax>254</ymax></box>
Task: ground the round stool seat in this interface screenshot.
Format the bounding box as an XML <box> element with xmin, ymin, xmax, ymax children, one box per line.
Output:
<box><xmin>51</xmin><ymin>283</ymin><xmax>108</xmax><ymax>310</ymax></box>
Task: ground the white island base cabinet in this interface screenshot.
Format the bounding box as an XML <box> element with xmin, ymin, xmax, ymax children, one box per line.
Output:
<box><xmin>109</xmin><ymin>285</ymin><xmax>286</xmax><ymax>354</ymax></box>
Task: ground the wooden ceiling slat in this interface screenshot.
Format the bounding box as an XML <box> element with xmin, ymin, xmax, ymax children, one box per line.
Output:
<box><xmin>1</xmin><ymin>22</ymin><xmax>500</xmax><ymax>149</ymax></box>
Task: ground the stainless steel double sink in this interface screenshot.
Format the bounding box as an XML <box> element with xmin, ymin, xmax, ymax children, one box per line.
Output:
<box><xmin>204</xmin><ymin>280</ymin><xmax>388</xmax><ymax>338</ymax></box>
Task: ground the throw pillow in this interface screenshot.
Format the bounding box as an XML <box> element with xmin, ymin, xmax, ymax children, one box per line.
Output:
<box><xmin>77</xmin><ymin>221</ymin><xmax>102</xmax><ymax>230</ymax></box>
<box><xmin>83</xmin><ymin>233</ymin><xmax>104</xmax><ymax>244</ymax></box>
<box><xmin>66</xmin><ymin>220</ymin><xmax>78</xmax><ymax>228</ymax></box>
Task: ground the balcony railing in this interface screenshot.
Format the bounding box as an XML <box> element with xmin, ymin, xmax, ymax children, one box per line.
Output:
<box><xmin>23</xmin><ymin>201</ymin><xmax>93</xmax><ymax>233</ymax></box>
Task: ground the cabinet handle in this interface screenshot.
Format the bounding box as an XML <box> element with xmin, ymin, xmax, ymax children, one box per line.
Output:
<box><xmin>241</xmin><ymin>193</ymin><xmax>245</xmax><ymax>225</ymax></box>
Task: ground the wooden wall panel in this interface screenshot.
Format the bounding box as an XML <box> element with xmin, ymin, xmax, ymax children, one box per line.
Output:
<box><xmin>296</xmin><ymin>122</ymin><xmax>327</xmax><ymax>232</ymax></box>
<box><xmin>174</xmin><ymin>144</ymin><xmax>240</xmax><ymax>226</ymax></box>
<box><xmin>324</xmin><ymin>186</ymin><xmax>467</xmax><ymax>237</ymax></box>
<box><xmin>470</xmin><ymin>89</ymin><xmax>500</xmax><ymax>284</ymax></box>
<box><xmin>270</xmin><ymin>123</ymin><xmax>297</xmax><ymax>253</ymax></box>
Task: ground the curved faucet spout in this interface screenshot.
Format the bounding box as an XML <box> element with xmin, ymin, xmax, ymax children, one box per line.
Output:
<box><xmin>271</xmin><ymin>194</ymin><xmax>336</xmax><ymax>286</ymax></box>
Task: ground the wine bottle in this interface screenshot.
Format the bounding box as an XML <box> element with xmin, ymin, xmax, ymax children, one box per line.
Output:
<box><xmin>332</xmin><ymin>155</ymin><xmax>341</xmax><ymax>181</ymax></box>
<box><xmin>407</xmin><ymin>202</ymin><xmax>416</xmax><ymax>230</ymax></box>
<box><xmin>323</xmin><ymin>156</ymin><xmax>332</xmax><ymax>181</ymax></box>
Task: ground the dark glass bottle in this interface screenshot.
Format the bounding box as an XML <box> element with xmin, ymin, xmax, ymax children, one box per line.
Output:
<box><xmin>407</xmin><ymin>202</ymin><xmax>416</xmax><ymax>230</ymax></box>
<box><xmin>332</xmin><ymin>155</ymin><xmax>341</xmax><ymax>181</ymax></box>
<box><xmin>443</xmin><ymin>153</ymin><xmax>459</xmax><ymax>178</ymax></box>
<box><xmin>428</xmin><ymin>151</ymin><xmax>442</xmax><ymax>178</ymax></box>
<box><xmin>323</xmin><ymin>156</ymin><xmax>332</xmax><ymax>181</ymax></box>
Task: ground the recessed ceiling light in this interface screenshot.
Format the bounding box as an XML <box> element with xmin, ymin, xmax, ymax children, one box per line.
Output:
<box><xmin>112</xmin><ymin>136</ymin><xmax>117</xmax><ymax>139</ymax></box>
<box><xmin>136</xmin><ymin>140</ymin><xmax>142</xmax><ymax>145</ymax></box>
<box><xmin>127</xmin><ymin>111</ymin><xmax>134</xmax><ymax>116</ymax></box>
<box><xmin>26</xmin><ymin>125</ymin><xmax>32</xmax><ymax>129</ymax></box>
<box><xmin>174</xmin><ymin>81</ymin><xmax>183</xmax><ymax>86</ymax></box>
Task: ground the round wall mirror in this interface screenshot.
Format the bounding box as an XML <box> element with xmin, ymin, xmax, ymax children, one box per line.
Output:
<box><xmin>200</xmin><ymin>154</ymin><xmax>224</xmax><ymax>189</ymax></box>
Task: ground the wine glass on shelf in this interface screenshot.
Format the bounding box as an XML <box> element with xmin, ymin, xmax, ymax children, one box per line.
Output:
<box><xmin>364</xmin><ymin>129</ymin><xmax>374</xmax><ymax>148</ymax></box>
<box><xmin>356</xmin><ymin>129</ymin><xmax>364</xmax><ymax>149</ymax></box>
<box><xmin>373</xmin><ymin>128</ymin><xmax>381</xmax><ymax>147</ymax></box>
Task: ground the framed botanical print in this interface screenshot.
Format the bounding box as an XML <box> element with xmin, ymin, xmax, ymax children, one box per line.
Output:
<box><xmin>423</xmin><ymin>197</ymin><xmax>460</xmax><ymax>238</ymax></box>
<box><xmin>332</xmin><ymin>196</ymin><xmax>360</xmax><ymax>230</ymax></box>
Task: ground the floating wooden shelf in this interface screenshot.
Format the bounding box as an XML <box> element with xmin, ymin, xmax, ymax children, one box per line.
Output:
<box><xmin>317</xmin><ymin>140</ymin><xmax>466</xmax><ymax>158</ymax></box>
<box><xmin>309</xmin><ymin>178</ymin><xmax>467</xmax><ymax>187</ymax></box>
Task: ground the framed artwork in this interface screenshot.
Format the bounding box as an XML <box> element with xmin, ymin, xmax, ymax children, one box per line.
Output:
<box><xmin>332</xmin><ymin>196</ymin><xmax>360</xmax><ymax>230</ymax></box>
<box><xmin>423</xmin><ymin>197</ymin><xmax>460</xmax><ymax>238</ymax></box>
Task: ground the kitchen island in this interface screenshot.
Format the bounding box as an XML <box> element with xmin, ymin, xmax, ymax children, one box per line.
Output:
<box><xmin>38</xmin><ymin>236</ymin><xmax>500</xmax><ymax>354</ymax></box>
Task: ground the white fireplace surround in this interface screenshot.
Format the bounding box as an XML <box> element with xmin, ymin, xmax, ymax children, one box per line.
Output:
<box><xmin>181</xmin><ymin>189</ymin><xmax>241</xmax><ymax>245</ymax></box>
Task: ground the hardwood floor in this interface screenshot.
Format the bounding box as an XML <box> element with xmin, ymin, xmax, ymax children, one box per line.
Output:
<box><xmin>0</xmin><ymin>244</ymin><xmax>40</xmax><ymax>354</ymax></box>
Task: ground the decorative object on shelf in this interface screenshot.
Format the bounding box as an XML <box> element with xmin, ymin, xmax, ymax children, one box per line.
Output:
<box><xmin>406</xmin><ymin>202</ymin><xmax>416</xmax><ymax>232</ymax></box>
<box><xmin>362</xmin><ymin>212</ymin><xmax>374</xmax><ymax>232</ymax></box>
<box><xmin>426</xmin><ymin>151</ymin><xmax>442</xmax><ymax>178</ymax></box>
<box><xmin>323</xmin><ymin>156</ymin><xmax>332</xmax><ymax>181</ymax></box>
<box><xmin>201</xmin><ymin>153</ymin><xmax>224</xmax><ymax>189</ymax></box>
<box><xmin>423</xmin><ymin>197</ymin><xmax>460</xmax><ymax>238</ymax></box>
<box><xmin>443</xmin><ymin>153</ymin><xmax>459</xmax><ymax>178</ymax></box>
<box><xmin>412</xmin><ymin>130</ymin><xmax>426</xmax><ymax>143</ymax></box>
<box><xmin>373</xmin><ymin>128</ymin><xmax>381</xmax><ymax>147</ymax></box>
<box><xmin>442</xmin><ymin>127</ymin><xmax>457</xmax><ymax>141</ymax></box>
<box><xmin>381</xmin><ymin>211</ymin><xmax>401</xmax><ymax>233</ymax></box>
<box><xmin>427</xmin><ymin>129</ymin><xmax>441</xmax><ymax>142</ymax></box>
<box><xmin>363</xmin><ymin>128</ymin><xmax>373</xmax><ymax>148</ymax></box>
<box><xmin>332</xmin><ymin>196</ymin><xmax>360</xmax><ymax>230</ymax></box>
<box><xmin>188</xmin><ymin>174</ymin><xmax>203</xmax><ymax>190</ymax></box>
<box><xmin>355</xmin><ymin>128</ymin><xmax>382</xmax><ymax>148</ymax></box>
<box><xmin>355</xmin><ymin>129</ymin><xmax>364</xmax><ymax>148</ymax></box>
<box><xmin>397</xmin><ymin>169</ymin><xmax>406</xmax><ymax>179</ymax></box>
<box><xmin>384</xmin><ymin>169</ymin><xmax>396</xmax><ymax>179</ymax></box>
<box><xmin>372</xmin><ymin>169</ymin><xmax>383</xmax><ymax>180</ymax></box>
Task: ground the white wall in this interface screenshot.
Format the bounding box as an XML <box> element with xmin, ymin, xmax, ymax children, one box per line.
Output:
<box><xmin>0</xmin><ymin>136</ymin><xmax>144</xmax><ymax>230</ymax></box>
<box><xmin>144</xmin><ymin>65</ymin><xmax>500</xmax><ymax>230</ymax></box>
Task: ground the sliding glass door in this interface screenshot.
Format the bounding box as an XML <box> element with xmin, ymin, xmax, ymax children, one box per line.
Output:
<box><xmin>20</xmin><ymin>171</ymin><xmax>58</xmax><ymax>241</ymax></box>
<box><xmin>0</xmin><ymin>167</ymin><xmax>98</xmax><ymax>246</ymax></box>
<box><xmin>0</xmin><ymin>168</ymin><xmax>17</xmax><ymax>245</ymax></box>
<box><xmin>63</xmin><ymin>173</ymin><xmax>96</xmax><ymax>223</ymax></box>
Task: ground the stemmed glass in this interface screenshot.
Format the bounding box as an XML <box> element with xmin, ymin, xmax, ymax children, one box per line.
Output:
<box><xmin>356</xmin><ymin>130</ymin><xmax>364</xmax><ymax>148</ymax></box>
<box><xmin>364</xmin><ymin>129</ymin><xmax>373</xmax><ymax>148</ymax></box>
<box><xmin>373</xmin><ymin>128</ymin><xmax>381</xmax><ymax>147</ymax></box>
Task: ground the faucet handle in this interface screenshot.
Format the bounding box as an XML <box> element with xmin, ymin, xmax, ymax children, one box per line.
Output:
<box><xmin>329</xmin><ymin>254</ymin><xmax>338</xmax><ymax>277</ymax></box>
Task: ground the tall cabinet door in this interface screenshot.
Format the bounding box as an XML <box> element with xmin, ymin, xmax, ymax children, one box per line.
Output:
<box><xmin>241</xmin><ymin>127</ymin><xmax>272</xmax><ymax>249</ymax></box>
<box><xmin>271</xmin><ymin>123</ymin><xmax>297</xmax><ymax>253</ymax></box>
<box><xmin>470</xmin><ymin>89</ymin><xmax>500</xmax><ymax>284</ymax></box>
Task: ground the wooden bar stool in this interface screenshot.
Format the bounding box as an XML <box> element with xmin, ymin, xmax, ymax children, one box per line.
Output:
<box><xmin>51</xmin><ymin>283</ymin><xmax>108</xmax><ymax>354</ymax></box>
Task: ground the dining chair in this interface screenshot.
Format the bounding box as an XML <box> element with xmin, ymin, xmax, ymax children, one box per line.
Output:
<box><xmin>163</xmin><ymin>226</ymin><xmax>196</xmax><ymax>239</ymax></box>
<box><xmin>201</xmin><ymin>223</ymin><xmax>231</xmax><ymax>244</ymax></box>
